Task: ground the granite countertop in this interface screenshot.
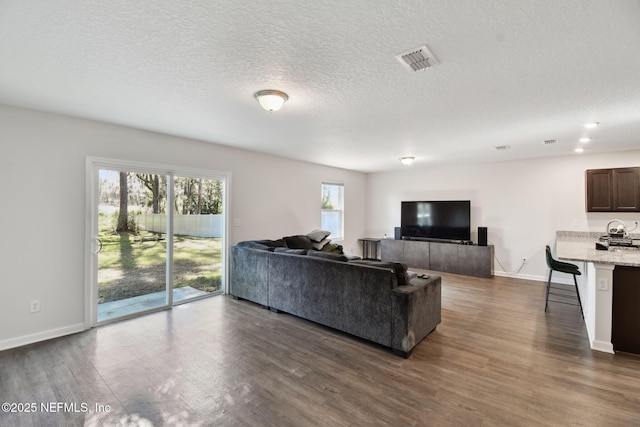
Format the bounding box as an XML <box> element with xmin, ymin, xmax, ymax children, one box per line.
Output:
<box><xmin>556</xmin><ymin>231</ymin><xmax>640</xmax><ymax>267</ymax></box>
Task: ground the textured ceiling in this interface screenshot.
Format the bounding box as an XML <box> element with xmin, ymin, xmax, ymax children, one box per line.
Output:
<box><xmin>1</xmin><ymin>0</ymin><xmax>639</xmax><ymax>172</ymax></box>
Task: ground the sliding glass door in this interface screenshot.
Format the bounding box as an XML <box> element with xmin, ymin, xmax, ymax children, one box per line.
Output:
<box><xmin>171</xmin><ymin>175</ymin><xmax>225</xmax><ymax>304</ymax></box>
<box><xmin>87</xmin><ymin>159</ymin><xmax>227</xmax><ymax>325</ymax></box>
<box><xmin>96</xmin><ymin>169</ymin><xmax>170</xmax><ymax>322</ymax></box>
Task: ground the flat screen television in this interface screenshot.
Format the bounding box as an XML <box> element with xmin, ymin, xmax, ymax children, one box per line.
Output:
<box><xmin>401</xmin><ymin>200</ymin><xmax>471</xmax><ymax>241</ymax></box>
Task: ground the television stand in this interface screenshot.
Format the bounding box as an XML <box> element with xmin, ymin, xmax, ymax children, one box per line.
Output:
<box><xmin>381</xmin><ymin>239</ymin><xmax>493</xmax><ymax>278</ymax></box>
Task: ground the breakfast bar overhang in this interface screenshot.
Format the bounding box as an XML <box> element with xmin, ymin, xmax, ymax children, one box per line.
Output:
<box><xmin>556</xmin><ymin>231</ymin><xmax>640</xmax><ymax>354</ymax></box>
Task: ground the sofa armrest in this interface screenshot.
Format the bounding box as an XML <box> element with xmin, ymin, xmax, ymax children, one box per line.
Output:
<box><xmin>390</xmin><ymin>276</ymin><xmax>441</xmax><ymax>356</ymax></box>
<box><xmin>231</xmin><ymin>246</ymin><xmax>271</xmax><ymax>306</ymax></box>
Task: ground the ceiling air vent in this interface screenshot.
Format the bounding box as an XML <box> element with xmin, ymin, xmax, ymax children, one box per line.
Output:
<box><xmin>495</xmin><ymin>145</ymin><xmax>511</xmax><ymax>151</ymax></box>
<box><xmin>543</xmin><ymin>139</ymin><xmax>558</xmax><ymax>145</ymax></box>
<box><xmin>396</xmin><ymin>45</ymin><xmax>439</xmax><ymax>72</ymax></box>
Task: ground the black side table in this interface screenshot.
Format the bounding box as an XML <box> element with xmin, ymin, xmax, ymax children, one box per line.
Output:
<box><xmin>358</xmin><ymin>238</ymin><xmax>382</xmax><ymax>260</ymax></box>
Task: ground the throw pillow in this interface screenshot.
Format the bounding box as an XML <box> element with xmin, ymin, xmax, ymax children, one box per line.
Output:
<box><xmin>306</xmin><ymin>229</ymin><xmax>331</xmax><ymax>243</ymax></box>
<box><xmin>283</xmin><ymin>235</ymin><xmax>314</xmax><ymax>250</ymax></box>
<box><xmin>311</xmin><ymin>238</ymin><xmax>330</xmax><ymax>251</ymax></box>
<box><xmin>321</xmin><ymin>242</ymin><xmax>344</xmax><ymax>254</ymax></box>
<box><xmin>307</xmin><ymin>251</ymin><xmax>349</xmax><ymax>262</ymax></box>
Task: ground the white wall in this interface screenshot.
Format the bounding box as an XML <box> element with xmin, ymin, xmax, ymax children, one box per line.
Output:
<box><xmin>2</xmin><ymin>103</ymin><xmax>638</xmax><ymax>350</ymax></box>
<box><xmin>0</xmin><ymin>105</ymin><xmax>366</xmax><ymax>349</ymax></box>
<box><xmin>365</xmin><ymin>150</ymin><xmax>640</xmax><ymax>281</ymax></box>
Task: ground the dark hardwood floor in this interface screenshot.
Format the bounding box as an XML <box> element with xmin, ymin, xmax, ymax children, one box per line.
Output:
<box><xmin>2</xmin><ymin>272</ymin><xmax>640</xmax><ymax>426</ymax></box>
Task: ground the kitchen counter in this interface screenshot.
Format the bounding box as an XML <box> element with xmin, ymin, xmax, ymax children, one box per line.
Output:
<box><xmin>556</xmin><ymin>231</ymin><xmax>640</xmax><ymax>267</ymax></box>
<box><xmin>555</xmin><ymin>230</ymin><xmax>640</xmax><ymax>355</ymax></box>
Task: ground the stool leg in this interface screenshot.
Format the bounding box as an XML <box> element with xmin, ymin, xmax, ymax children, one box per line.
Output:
<box><xmin>573</xmin><ymin>274</ymin><xmax>584</xmax><ymax>318</ymax></box>
<box><xmin>545</xmin><ymin>270</ymin><xmax>553</xmax><ymax>312</ymax></box>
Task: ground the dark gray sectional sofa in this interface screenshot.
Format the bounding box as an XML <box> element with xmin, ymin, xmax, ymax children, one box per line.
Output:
<box><xmin>231</xmin><ymin>240</ymin><xmax>442</xmax><ymax>357</ymax></box>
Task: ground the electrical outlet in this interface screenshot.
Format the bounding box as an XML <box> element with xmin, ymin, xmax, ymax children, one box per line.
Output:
<box><xmin>30</xmin><ymin>300</ymin><xmax>40</xmax><ymax>313</ymax></box>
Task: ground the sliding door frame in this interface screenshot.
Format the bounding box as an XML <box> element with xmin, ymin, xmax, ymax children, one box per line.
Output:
<box><xmin>84</xmin><ymin>157</ymin><xmax>231</xmax><ymax>329</ymax></box>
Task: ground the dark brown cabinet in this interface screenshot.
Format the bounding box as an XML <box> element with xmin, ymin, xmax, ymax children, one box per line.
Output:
<box><xmin>612</xmin><ymin>266</ymin><xmax>640</xmax><ymax>355</ymax></box>
<box><xmin>586</xmin><ymin>169</ymin><xmax>613</xmax><ymax>211</ymax></box>
<box><xmin>586</xmin><ymin>167</ymin><xmax>640</xmax><ymax>212</ymax></box>
<box><xmin>613</xmin><ymin>168</ymin><xmax>640</xmax><ymax>211</ymax></box>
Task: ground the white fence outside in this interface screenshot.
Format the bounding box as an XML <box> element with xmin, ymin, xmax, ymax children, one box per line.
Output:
<box><xmin>136</xmin><ymin>214</ymin><xmax>223</xmax><ymax>238</ymax></box>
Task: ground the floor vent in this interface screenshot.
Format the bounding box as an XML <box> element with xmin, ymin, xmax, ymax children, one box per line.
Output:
<box><xmin>396</xmin><ymin>45</ymin><xmax>439</xmax><ymax>72</ymax></box>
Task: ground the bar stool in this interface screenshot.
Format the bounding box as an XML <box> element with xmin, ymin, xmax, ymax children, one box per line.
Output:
<box><xmin>544</xmin><ymin>245</ymin><xmax>583</xmax><ymax>316</ymax></box>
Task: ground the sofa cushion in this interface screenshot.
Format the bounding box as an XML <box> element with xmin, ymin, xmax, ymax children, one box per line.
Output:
<box><xmin>235</xmin><ymin>241</ymin><xmax>272</xmax><ymax>251</ymax></box>
<box><xmin>350</xmin><ymin>260</ymin><xmax>410</xmax><ymax>286</ymax></box>
<box><xmin>307</xmin><ymin>229</ymin><xmax>331</xmax><ymax>243</ymax></box>
<box><xmin>307</xmin><ymin>251</ymin><xmax>349</xmax><ymax>262</ymax></box>
<box><xmin>274</xmin><ymin>247</ymin><xmax>308</xmax><ymax>255</ymax></box>
<box><xmin>283</xmin><ymin>235</ymin><xmax>314</xmax><ymax>250</ymax></box>
<box><xmin>257</xmin><ymin>239</ymin><xmax>287</xmax><ymax>249</ymax></box>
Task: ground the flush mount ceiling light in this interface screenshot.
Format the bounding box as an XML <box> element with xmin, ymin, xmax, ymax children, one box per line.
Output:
<box><xmin>400</xmin><ymin>157</ymin><xmax>415</xmax><ymax>165</ymax></box>
<box><xmin>254</xmin><ymin>90</ymin><xmax>288</xmax><ymax>112</ymax></box>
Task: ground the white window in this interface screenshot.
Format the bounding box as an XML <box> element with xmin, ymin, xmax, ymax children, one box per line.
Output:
<box><xmin>321</xmin><ymin>182</ymin><xmax>344</xmax><ymax>240</ymax></box>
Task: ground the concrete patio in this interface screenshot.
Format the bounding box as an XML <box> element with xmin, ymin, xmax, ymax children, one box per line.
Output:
<box><xmin>97</xmin><ymin>286</ymin><xmax>210</xmax><ymax>322</ymax></box>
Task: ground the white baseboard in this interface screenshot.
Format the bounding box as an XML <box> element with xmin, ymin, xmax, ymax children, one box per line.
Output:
<box><xmin>494</xmin><ymin>270</ymin><xmax>546</xmax><ymax>282</ymax></box>
<box><xmin>493</xmin><ymin>270</ymin><xmax>576</xmax><ymax>285</ymax></box>
<box><xmin>591</xmin><ymin>339</ymin><xmax>615</xmax><ymax>354</ymax></box>
<box><xmin>0</xmin><ymin>323</ymin><xmax>86</xmax><ymax>352</ymax></box>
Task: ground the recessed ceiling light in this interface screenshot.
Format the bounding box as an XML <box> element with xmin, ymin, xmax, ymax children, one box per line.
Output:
<box><xmin>579</xmin><ymin>137</ymin><xmax>591</xmax><ymax>143</ymax></box>
<box><xmin>585</xmin><ymin>122</ymin><xmax>599</xmax><ymax>128</ymax></box>
<box><xmin>575</xmin><ymin>147</ymin><xmax>584</xmax><ymax>153</ymax></box>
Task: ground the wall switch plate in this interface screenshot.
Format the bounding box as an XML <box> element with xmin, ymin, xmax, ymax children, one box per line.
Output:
<box><xmin>30</xmin><ymin>300</ymin><xmax>40</xmax><ymax>313</ymax></box>
<box><xmin>597</xmin><ymin>278</ymin><xmax>608</xmax><ymax>291</ymax></box>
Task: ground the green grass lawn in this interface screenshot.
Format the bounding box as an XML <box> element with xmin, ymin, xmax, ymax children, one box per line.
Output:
<box><xmin>98</xmin><ymin>231</ymin><xmax>222</xmax><ymax>303</ymax></box>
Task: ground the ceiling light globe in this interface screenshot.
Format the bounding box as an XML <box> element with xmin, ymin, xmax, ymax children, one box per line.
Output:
<box><xmin>400</xmin><ymin>157</ymin><xmax>415</xmax><ymax>165</ymax></box>
<box><xmin>255</xmin><ymin>90</ymin><xmax>288</xmax><ymax>112</ymax></box>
